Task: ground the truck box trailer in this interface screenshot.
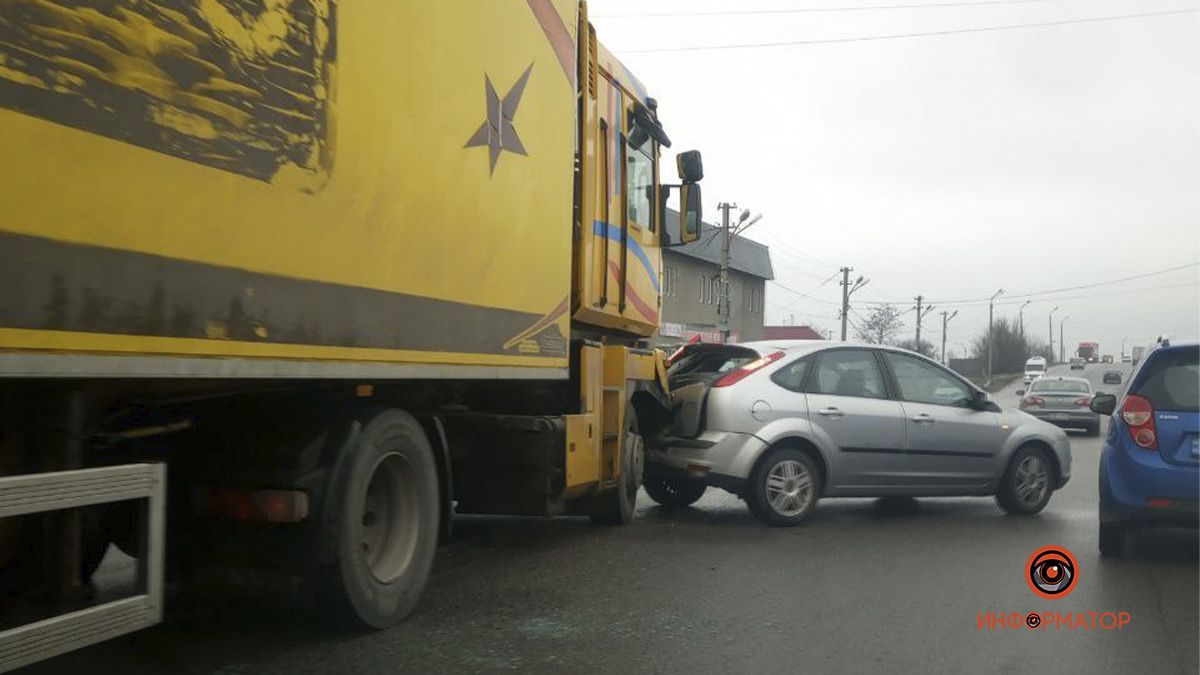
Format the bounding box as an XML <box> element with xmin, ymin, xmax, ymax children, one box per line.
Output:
<box><xmin>0</xmin><ymin>1</ymin><xmax>702</xmax><ymax>668</ymax></box>
<box><xmin>1077</xmin><ymin>343</ymin><xmax>1099</xmax><ymax>363</ymax></box>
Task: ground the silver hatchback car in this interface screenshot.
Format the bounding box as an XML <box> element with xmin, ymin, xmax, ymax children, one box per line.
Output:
<box><xmin>646</xmin><ymin>341</ymin><xmax>1073</xmax><ymax>526</ymax></box>
<box><xmin>1017</xmin><ymin>375</ymin><xmax>1101</xmax><ymax>436</ymax></box>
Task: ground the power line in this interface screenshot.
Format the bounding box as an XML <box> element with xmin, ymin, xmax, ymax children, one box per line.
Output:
<box><xmin>930</xmin><ymin>262</ymin><xmax>1200</xmax><ymax>305</ymax></box>
<box><xmin>768</xmin><ymin>279</ymin><xmax>841</xmax><ymax>305</ymax></box>
<box><xmin>857</xmin><ymin>263</ymin><xmax>1200</xmax><ymax>307</ymax></box>
<box><xmin>595</xmin><ymin>0</ymin><xmax>1068</xmax><ymax>19</ymax></box>
<box><xmin>775</xmin><ymin>270</ymin><xmax>843</xmax><ymax>312</ymax></box>
<box><xmin>621</xmin><ymin>9</ymin><xmax>1198</xmax><ymax>53</ymax></box>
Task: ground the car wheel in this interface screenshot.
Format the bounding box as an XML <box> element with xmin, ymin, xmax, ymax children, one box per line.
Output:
<box><xmin>996</xmin><ymin>445</ymin><xmax>1055</xmax><ymax>515</ymax></box>
<box><xmin>747</xmin><ymin>448</ymin><xmax>820</xmax><ymax>526</ymax></box>
<box><xmin>1087</xmin><ymin>421</ymin><xmax>1101</xmax><ymax>437</ymax></box>
<box><xmin>1098</xmin><ymin>521</ymin><xmax>1127</xmax><ymax>558</ymax></box>
<box><xmin>643</xmin><ymin>475</ymin><xmax>707</xmax><ymax>508</ymax></box>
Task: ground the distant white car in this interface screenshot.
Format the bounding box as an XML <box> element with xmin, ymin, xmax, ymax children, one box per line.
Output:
<box><xmin>1024</xmin><ymin>356</ymin><xmax>1048</xmax><ymax>385</ymax></box>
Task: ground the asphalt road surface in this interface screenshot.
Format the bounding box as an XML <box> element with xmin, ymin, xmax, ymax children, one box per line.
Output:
<box><xmin>22</xmin><ymin>362</ymin><xmax>1198</xmax><ymax>675</ymax></box>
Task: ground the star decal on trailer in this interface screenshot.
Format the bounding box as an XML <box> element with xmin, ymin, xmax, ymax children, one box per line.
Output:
<box><xmin>464</xmin><ymin>63</ymin><xmax>534</xmax><ymax>174</ymax></box>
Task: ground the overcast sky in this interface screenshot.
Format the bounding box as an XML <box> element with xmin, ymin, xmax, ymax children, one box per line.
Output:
<box><xmin>590</xmin><ymin>0</ymin><xmax>1199</xmax><ymax>358</ymax></box>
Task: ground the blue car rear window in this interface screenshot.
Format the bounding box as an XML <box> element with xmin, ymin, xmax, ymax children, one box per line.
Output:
<box><xmin>1133</xmin><ymin>347</ymin><xmax>1199</xmax><ymax>412</ymax></box>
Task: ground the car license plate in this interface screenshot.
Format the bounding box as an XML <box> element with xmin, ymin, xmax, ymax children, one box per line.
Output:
<box><xmin>1050</xmin><ymin>413</ymin><xmax>1068</xmax><ymax>420</ymax></box>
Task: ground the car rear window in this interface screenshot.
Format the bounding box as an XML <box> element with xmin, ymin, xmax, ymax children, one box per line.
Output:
<box><xmin>1026</xmin><ymin>363</ymin><xmax>1045</xmax><ymax>372</ymax></box>
<box><xmin>1030</xmin><ymin>380</ymin><xmax>1089</xmax><ymax>393</ymax></box>
<box><xmin>1133</xmin><ymin>347</ymin><xmax>1200</xmax><ymax>411</ymax></box>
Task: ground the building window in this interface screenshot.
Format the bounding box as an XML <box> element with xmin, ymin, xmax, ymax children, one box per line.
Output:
<box><xmin>748</xmin><ymin>286</ymin><xmax>762</xmax><ymax>315</ymax></box>
<box><xmin>662</xmin><ymin>265</ymin><xmax>677</xmax><ymax>297</ymax></box>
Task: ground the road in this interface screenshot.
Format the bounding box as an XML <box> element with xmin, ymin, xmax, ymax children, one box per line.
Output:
<box><xmin>23</xmin><ymin>362</ymin><xmax>1198</xmax><ymax>675</ymax></box>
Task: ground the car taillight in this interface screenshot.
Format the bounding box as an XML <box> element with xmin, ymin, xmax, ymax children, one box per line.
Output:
<box><xmin>1120</xmin><ymin>394</ymin><xmax>1157</xmax><ymax>450</ymax></box>
<box><xmin>1074</xmin><ymin>397</ymin><xmax>1092</xmax><ymax>406</ymax></box>
<box><xmin>712</xmin><ymin>351</ymin><xmax>785</xmax><ymax>388</ymax></box>
<box><xmin>1022</xmin><ymin>395</ymin><xmax>1045</xmax><ymax>407</ymax></box>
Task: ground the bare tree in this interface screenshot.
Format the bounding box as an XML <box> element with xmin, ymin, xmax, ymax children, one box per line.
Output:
<box><xmin>855</xmin><ymin>306</ymin><xmax>904</xmax><ymax>344</ymax></box>
<box><xmin>896</xmin><ymin>338</ymin><xmax>937</xmax><ymax>358</ymax></box>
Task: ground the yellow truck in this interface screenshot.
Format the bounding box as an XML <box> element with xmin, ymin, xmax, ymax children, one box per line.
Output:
<box><xmin>0</xmin><ymin>1</ymin><xmax>703</xmax><ymax>668</ymax></box>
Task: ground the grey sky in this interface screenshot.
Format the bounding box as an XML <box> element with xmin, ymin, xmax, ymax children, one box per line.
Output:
<box><xmin>591</xmin><ymin>0</ymin><xmax>1199</xmax><ymax>358</ymax></box>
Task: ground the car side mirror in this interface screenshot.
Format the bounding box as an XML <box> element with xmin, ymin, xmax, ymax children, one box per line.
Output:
<box><xmin>969</xmin><ymin>390</ymin><xmax>990</xmax><ymax>410</ymax></box>
<box><xmin>1090</xmin><ymin>393</ymin><xmax>1117</xmax><ymax>415</ymax></box>
<box><xmin>677</xmin><ymin>182</ymin><xmax>701</xmax><ymax>244</ymax></box>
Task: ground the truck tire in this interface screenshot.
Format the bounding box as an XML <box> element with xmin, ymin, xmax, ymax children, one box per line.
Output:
<box><xmin>591</xmin><ymin>413</ymin><xmax>643</xmax><ymax>525</ymax></box>
<box><xmin>320</xmin><ymin>410</ymin><xmax>439</xmax><ymax>628</ymax></box>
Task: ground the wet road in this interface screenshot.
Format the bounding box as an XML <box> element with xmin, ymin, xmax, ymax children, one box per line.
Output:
<box><xmin>24</xmin><ymin>363</ymin><xmax>1198</xmax><ymax>675</ymax></box>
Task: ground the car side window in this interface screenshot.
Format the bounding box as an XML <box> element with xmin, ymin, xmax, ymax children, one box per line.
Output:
<box><xmin>884</xmin><ymin>352</ymin><xmax>972</xmax><ymax>407</ymax></box>
<box><xmin>770</xmin><ymin>356</ymin><xmax>811</xmax><ymax>392</ymax></box>
<box><xmin>808</xmin><ymin>350</ymin><xmax>888</xmax><ymax>399</ymax></box>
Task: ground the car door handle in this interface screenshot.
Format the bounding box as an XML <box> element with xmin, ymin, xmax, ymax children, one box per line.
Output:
<box><xmin>911</xmin><ymin>413</ymin><xmax>935</xmax><ymax>424</ymax></box>
<box><xmin>818</xmin><ymin>407</ymin><xmax>844</xmax><ymax>418</ymax></box>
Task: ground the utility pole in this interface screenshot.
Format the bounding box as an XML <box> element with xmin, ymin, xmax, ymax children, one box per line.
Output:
<box><xmin>1048</xmin><ymin>306</ymin><xmax>1059</xmax><ymax>364</ymax></box>
<box><xmin>716</xmin><ymin>202</ymin><xmax>736</xmax><ymax>344</ymax></box>
<box><xmin>1059</xmin><ymin>316</ymin><xmax>1069</xmax><ymax>364</ymax></box>
<box><xmin>715</xmin><ymin>203</ymin><xmax>759</xmax><ymax>344</ymax></box>
<box><xmin>987</xmin><ymin>289</ymin><xmax>1004</xmax><ymax>387</ymax></box>
<box><xmin>837</xmin><ymin>269</ymin><xmax>867</xmax><ymax>341</ymax></box>
<box><xmin>839</xmin><ymin>267</ymin><xmax>852</xmax><ymax>341</ymax></box>
<box><xmin>1019</xmin><ymin>300</ymin><xmax>1031</xmax><ymax>337</ymax></box>
<box><xmin>940</xmin><ymin>310</ymin><xmax>958</xmax><ymax>364</ymax></box>
<box><xmin>914</xmin><ymin>296</ymin><xmax>934</xmax><ymax>350</ymax></box>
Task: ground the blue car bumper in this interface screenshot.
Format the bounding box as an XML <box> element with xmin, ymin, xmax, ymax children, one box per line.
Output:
<box><xmin>1100</xmin><ymin>441</ymin><xmax>1200</xmax><ymax>527</ymax></box>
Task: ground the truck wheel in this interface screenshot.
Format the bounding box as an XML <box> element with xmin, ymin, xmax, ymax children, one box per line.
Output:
<box><xmin>644</xmin><ymin>475</ymin><xmax>706</xmax><ymax>508</ymax></box>
<box><xmin>591</xmin><ymin>413</ymin><xmax>643</xmax><ymax>525</ymax></box>
<box><xmin>321</xmin><ymin>410</ymin><xmax>439</xmax><ymax>628</ymax></box>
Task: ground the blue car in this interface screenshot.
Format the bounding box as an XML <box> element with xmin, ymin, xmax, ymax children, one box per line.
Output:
<box><xmin>1093</xmin><ymin>341</ymin><xmax>1199</xmax><ymax>556</ymax></box>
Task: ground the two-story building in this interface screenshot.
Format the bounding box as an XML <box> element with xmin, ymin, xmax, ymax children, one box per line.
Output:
<box><xmin>657</xmin><ymin>208</ymin><xmax>774</xmax><ymax>347</ymax></box>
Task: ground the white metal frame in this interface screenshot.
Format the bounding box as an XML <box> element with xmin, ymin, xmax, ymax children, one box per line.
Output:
<box><xmin>0</xmin><ymin>464</ymin><xmax>165</xmax><ymax>673</ymax></box>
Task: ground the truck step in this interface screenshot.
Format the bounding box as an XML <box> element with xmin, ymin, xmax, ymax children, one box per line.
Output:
<box><xmin>0</xmin><ymin>464</ymin><xmax>165</xmax><ymax>673</ymax></box>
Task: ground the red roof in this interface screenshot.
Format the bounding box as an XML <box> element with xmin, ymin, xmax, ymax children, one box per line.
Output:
<box><xmin>762</xmin><ymin>325</ymin><xmax>824</xmax><ymax>340</ymax></box>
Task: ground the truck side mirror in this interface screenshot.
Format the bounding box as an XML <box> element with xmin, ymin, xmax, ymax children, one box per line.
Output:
<box><xmin>676</xmin><ymin>150</ymin><xmax>703</xmax><ymax>182</ymax></box>
<box><xmin>678</xmin><ymin>183</ymin><xmax>701</xmax><ymax>244</ymax></box>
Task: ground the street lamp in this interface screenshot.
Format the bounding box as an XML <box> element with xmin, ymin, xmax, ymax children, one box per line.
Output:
<box><xmin>1060</xmin><ymin>315</ymin><xmax>1070</xmax><ymax>364</ymax></box>
<box><xmin>1019</xmin><ymin>300</ymin><xmax>1031</xmax><ymax>336</ymax></box>
<box><xmin>1048</xmin><ymin>306</ymin><xmax>1059</xmax><ymax>363</ymax></box>
<box><xmin>987</xmin><ymin>289</ymin><xmax>1004</xmax><ymax>386</ymax></box>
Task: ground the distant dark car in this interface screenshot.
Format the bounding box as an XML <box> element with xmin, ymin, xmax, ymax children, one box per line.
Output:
<box><xmin>1103</xmin><ymin>370</ymin><xmax>1122</xmax><ymax>385</ymax></box>
<box><xmin>1070</xmin><ymin>358</ymin><xmax>1085</xmax><ymax>370</ymax></box>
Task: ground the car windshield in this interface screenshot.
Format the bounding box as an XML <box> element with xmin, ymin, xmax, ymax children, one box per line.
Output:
<box><xmin>1030</xmin><ymin>380</ymin><xmax>1090</xmax><ymax>393</ymax></box>
<box><xmin>1133</xmin><ymin>348</ymin><xmax>1200</xmax><ymax>411</ymax></box>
